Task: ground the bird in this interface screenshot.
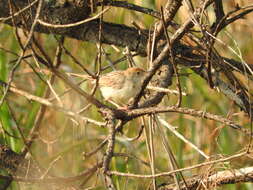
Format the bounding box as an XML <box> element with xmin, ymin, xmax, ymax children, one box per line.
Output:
<box><xmin>70</xmin><ymin>67</ymin><xmax>146</xmax><ymax>107</ymax></box>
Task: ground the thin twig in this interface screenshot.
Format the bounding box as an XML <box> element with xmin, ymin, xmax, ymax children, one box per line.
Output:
<box><xmin>98</xmin><ymin>0</ymin><xmax>160</xmax><ymax>18</ymax></box>
<box><xmin>108</xmin><ymin>151</ymin><xmax>247</xmax><ymax>178</ymax></box>
<box><xmin>37</xmin><ymin>8</ymin><xmax>110</xmax><ymax>28</ymax></box>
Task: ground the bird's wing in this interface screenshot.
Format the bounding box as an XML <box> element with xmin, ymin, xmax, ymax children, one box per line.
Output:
<box><xmin>99</xmin><ymin>71</ymin><xmax>125</xmax><ymax>89</ymax></box>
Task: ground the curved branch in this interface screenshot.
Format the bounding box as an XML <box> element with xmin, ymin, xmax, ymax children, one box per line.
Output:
<box><xmin>97</xmin><ymin>0</ymin><xmax>161</xmax><ymax>18</ymax></box>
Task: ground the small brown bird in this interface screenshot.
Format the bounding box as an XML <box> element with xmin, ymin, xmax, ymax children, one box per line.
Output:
<box><xmin>70</xmin><ymin>67</ymin><xmax>146</xmax><ymax>106</ymax></box>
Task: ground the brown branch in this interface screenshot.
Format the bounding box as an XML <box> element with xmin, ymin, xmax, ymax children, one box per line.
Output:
<box><xmin>159</xmin><ymin>167</ymin><xmax>253</xmax><ymax>190</ymax></box>
<box><xmin>0</xmin><ymin>145</ymin><xmax>24</xmax><ymax>174</ymax></box>
<box><xmin>108</xmin><ymin>151</ymin><xmax>248</xmax><ymax>178</ymax></box>
<box><xmin>97</xmin><ymin>0</ymin><xmax>161</xmax><ymax>18</ymax></box>
<box><xmin>213</xmin><ymin>0</ymin><xmax>225</xmax><ymax>22</ymax></box>
<box><xmin>102</xmin><ymin>111</ymin><xmax>117</xmax><ymax>173</ymax></box>
<box><xmin>155</xmin><ymin>0</ymin><xmax>183</xmax><ymax>39</ymax></box>
<box><xmin>212</xmin><ymin>5</ymin><xmax>253</xmax><ymax>34</ymax></box>
<box><xmin>0</xmin><ymin>0</ymin><xmax>148</xmax><ymax>54</ymax></box>
<box><xmin>126</xmin><ymin>106</ymin><xmax>250</xmax><ymax>135</ymax></box>
<box><xmin>37</xmin><ymin>7</ymin><xmax>110</xmax><ymax>28</ymax></box>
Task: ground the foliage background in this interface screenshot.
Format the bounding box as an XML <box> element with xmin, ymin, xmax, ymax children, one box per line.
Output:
<box><xmin>0</xmin><ymin>0</ymin><xmax>253</xmax><ymax>189</ymax></box>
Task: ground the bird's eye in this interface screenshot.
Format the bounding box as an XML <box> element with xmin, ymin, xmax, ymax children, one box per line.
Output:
<box><xmin>137</xmin><ymin>71</ymin><xmax>140</xmax><ymax>75</ymax></box>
